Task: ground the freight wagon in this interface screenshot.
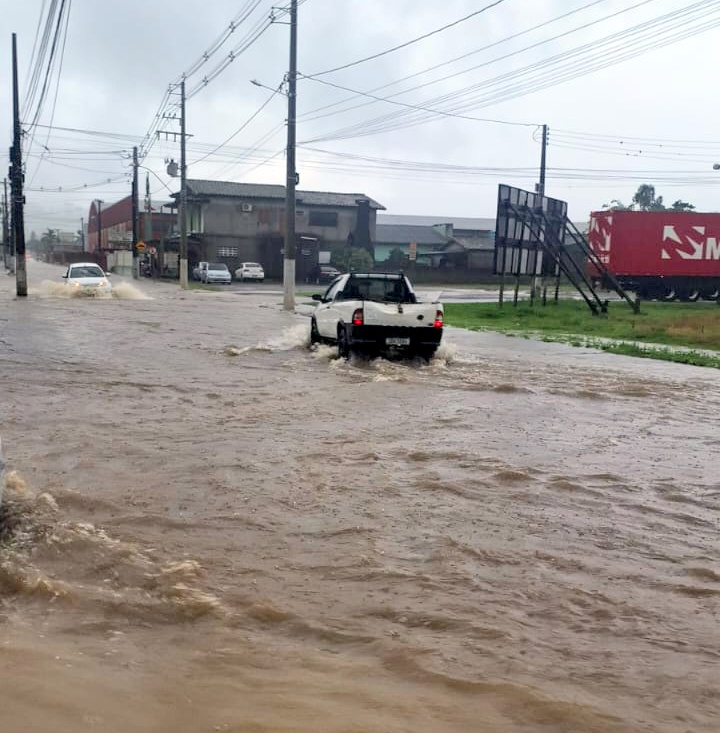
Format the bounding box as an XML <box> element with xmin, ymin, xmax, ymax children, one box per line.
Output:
<box><xmin>588</xmin><ymin>210</ymin><xmax>720</xmax><ymax>301</ymax></box>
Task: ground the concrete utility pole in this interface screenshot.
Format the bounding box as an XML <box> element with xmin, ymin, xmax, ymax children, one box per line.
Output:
<box><xmin>538</xmin><ymin>124</ymin><xmax>548</xmax><ymax>200</ymax></box>
<box><xmin>2</xmin><ymin>178</ymin><xmax>9</xmax><ymax>269</ymax></box>
<box><xmin>80</xmin><ymin>217</ymin><xmax>85</xmax><ymax>253</ymax></box>
<box><xmin>11</xmin><ymin>34</ymin><xmax>27</xmax><ymax>296</ymax></box>
<box><xmin>95</xmin><ymin>199</ymin><xmax>103</xmax><ymax>253</ymax></box>
<box><xmin>179</xmin><ymin>79</ymin><xmax>188</xmax><ymax>289</ymax></box>
<box><xmin>283</xmin><ymin>0</ymin><xmax>298</xmax><ymax>311</ymax></box>
<box><xmin>132</xmin><ymin>145</ymin><xmax>139</xmax><ymax>278</ymax></box>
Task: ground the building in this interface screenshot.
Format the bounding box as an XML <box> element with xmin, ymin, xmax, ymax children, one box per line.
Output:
<box><xmin>375</xmin><ymin>223</ymin><xmax>455</xmax><ymax>266</ymax></box>
<box><xmin>87</xmin><ymin>195</ymin><xmax>176</xmax><ymax>274</ymax></box>
<box><xmin>376</xmin><ymin>214</ymin><xmax>497</xmax><ymax>274</ymax></box>
<box><xmin>175</xmin><ymin>180</ymin><xmax>385</xmax><ymax>281</ymax></box>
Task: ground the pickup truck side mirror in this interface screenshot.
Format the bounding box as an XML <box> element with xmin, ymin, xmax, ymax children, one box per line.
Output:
<box><xmin>312</xmin><ymin>294</ymin><xmax>323</xmax><ymax>301</ymax></box>
<box><xmin>61</xmin><ymin>273</ymin><xmax>67</xmax><ymax>278</ymax></box>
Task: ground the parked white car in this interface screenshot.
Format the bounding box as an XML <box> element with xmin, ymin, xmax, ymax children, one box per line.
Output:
<box><xmin>63</xmin><ymin>262</ymin><xmax>112</xmax><ymax>296</ymax></box>
<box><xmin>234</xmin><ymin>262</ymin><xmax>264</xmax><ymax>282</ymax></box>
<box><xmin>201</xmin><ymin>262</ymin><xmax>232</xmax><ymax>284</ymax></box>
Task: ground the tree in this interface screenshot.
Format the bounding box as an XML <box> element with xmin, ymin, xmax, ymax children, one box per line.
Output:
<box><xmin>632</xmin><ymin>184</ymin><xmax>665</xmax><ymax>211</ymax></box>
<box><xmin>602</xmin><ymin>185</ymin><xmax>695</xmax><ymax>213</ymax></box>
<box><xmin>385</xmin><ymin>247</ymin><xmax>409</xmax><ymax>269</ymax></box>
<box><xmin>331</xmin><ymin>247</ymin><xmax>374</xmax><ymax>272</ymax></box>
<box><xmin>602</xmin><ymin>199</ymin><xmax>632</xmax><ymax>211</ymax></box>
<box><xmin>670</xmin><ymin>199</ymin><xmax>695</xmax><ymax>212</ymax></box>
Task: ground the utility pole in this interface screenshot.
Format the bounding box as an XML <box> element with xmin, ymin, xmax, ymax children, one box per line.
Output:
<box><xmin>2</xmin><ymin>178</ymin><xmax>9</xmax><ymax>269</ymax></box>
<box><xmin>179</xmin><ymin>79</ymin><xmax>188</xmax><ymax>289</ymax></box>
<box><xmin>11</xmin><ymin>34</ymin><xmax>27</xmax><ymax>296</ymax></box>
<box><xmin>283</xmin><ymin>0</ymin><xmax>298</xmax><ymax>311</ymax></box>
<box><xmin>538</xmin><ymin>124</ymin><xmax>548</xmax><ymax>199</ymax></box>
<box><xmin>132</xmin><ymin>145</ymin><xmax>139</xmax><ymax>278</ymax></box>
<box><xmin>80</xmin><ymin>217</ymin><xmax>85</xmax><ymax>253</ymax></box>
<box><xmin>95</xmin><ymin>199</ymin><xmax>103</xmax><ymax>253</ymax></box>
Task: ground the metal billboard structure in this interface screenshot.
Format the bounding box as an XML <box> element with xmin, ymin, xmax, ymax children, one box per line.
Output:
<box><xmin>494</xmin><ymin>184</ymin><xmax>637</xmax><ymax>314</ymax></box>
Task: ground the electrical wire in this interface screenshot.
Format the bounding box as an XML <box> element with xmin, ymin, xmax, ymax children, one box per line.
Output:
<box><xmin>189</xmin><ymin>82</ymin><xmax>285</xmax><ymax>165</ymax></box>
<box><xmin>28</xmin><ymin>0</ymin><xmax>73</xmax><ymax>187</ymax></box>
<box><xmin>297</xmin><ymin>0</ymin><xmax>654</xmax><ymax>126</ymax></box>
<box><xmin>295</xmin><ymin>0</ymin><xmax>615</xmax><ymax>123</ymax></box>
<box><xmin>297</xmin><ymin>74</ymin><xmax>539</xmax><ymax>129</ymax></box>
<box><xmin>301</xmin><ymin>0</ymin><xmax>720</xmax><ymax>144</ymax></box>
<box><xmin>175</xmin><ymin>0</ymin><xmax>265</xmax><ymax>84</ymax></box>
<box><xmin>305</xmin><ymin>0</ymin><xmax>507</xmax><ymax>78</ymax></box>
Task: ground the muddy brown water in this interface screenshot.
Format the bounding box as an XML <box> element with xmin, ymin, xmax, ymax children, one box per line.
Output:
<box><xmin>1</xmin><ymin>261</ymin><xmax>718</xmax><ymax>732</ymax></box>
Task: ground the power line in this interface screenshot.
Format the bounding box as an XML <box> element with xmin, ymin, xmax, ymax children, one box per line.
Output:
<box><xmin>190</xmin><ymin>82</ymin><xmax>285</xmax><ymax>165</ymax></box>
<box><xmin>175</xmin><ymin>0</ymin><xmax>265</xmax><ymax>84</ymax></box>
<box><xmin>28</xmin><ymin>0</ymin><xmax>73</xmax><ymax>187</ymax></box>
<box><xmin>305</xmin><ymin>0</ymin><xmax>507</xmax><ymax>78</ymax></box>
<box><xmin>301</xmin><ymin>0</ymin><xmax>720</xmax><ymax>143</ymax></box>
<box><xmin>298</xmin><ymin>74</ymin><xmax>538</xmax><ymax>129</ymax></box>
<box><xmin>296</xmin><ymin>0</ymin><xmax>615</xmax><ymax>123</ymax></box>
<box><xmin>298</xmin><ymin>0</ymin><xmax>654</xmax><ymax>127</ymax></box>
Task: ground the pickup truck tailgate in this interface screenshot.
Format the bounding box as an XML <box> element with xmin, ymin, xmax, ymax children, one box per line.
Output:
<box><xmin>361</xmin><ymin>302</ymin><xmax>439</xmax><ymax>327</ymax></box>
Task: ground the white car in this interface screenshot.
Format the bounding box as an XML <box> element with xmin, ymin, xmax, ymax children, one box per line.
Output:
<box><xmin>192</xmin><ymin>261</ymin><xmax>208</xmax><ymax>281</ymax></box>
<box><xmin>234</xmin><ymin>262</ymin><xmax>264</xmax><ymax>282</ymax></box>
<box><xmin>202</xmin><ymin>262</ymin><xmax>232</xmax><ymax>284</ymax></box>
<box><xmin>63</xmin><ymin>262</ymin><xmax>112</xmax><ymax>296</ymax></box>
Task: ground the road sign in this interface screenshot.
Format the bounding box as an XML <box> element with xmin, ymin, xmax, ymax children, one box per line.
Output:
<box><xmin>148</xmin><ymin>246</ymin><xmax>157</xmax><ymax>255</ymax></box>
<box><xmin>136</xmin><ymin>241</ymin><xmax>146</xmax><ymax>252</ymax></box>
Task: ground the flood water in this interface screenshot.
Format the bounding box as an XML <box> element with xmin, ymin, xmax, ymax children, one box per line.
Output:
<box><xmin>1</xmin><ymin>261</ymin><xmax>718</xmax><ymax>732</ymax></box>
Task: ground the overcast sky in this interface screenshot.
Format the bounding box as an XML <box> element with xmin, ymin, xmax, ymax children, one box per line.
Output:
<box><xmin>2</xmin><ymin>0</ymin><xmax>720</xmax><ymax>235</ymax></box>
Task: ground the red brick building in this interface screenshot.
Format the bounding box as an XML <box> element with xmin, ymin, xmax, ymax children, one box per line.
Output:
<box><xmin>87</xmin><ymin>195</ymin><xmax>176</xmax><ymax>254</ymax></box>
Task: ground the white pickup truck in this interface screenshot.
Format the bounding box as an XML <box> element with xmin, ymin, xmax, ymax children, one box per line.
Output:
<box><xmin>309</xmin><ymin>272</ymin><xmax>443</xmax><ymax>360</ymax></box>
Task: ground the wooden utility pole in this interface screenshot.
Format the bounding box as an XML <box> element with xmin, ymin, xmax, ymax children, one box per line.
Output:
<box><xmin>283</xmin><ymin>0</ymin><xmax>298</xmax><ymax>311</ymax></box>
<box><xmin>179</xmin><ymin>79</ymin><xmax>188</xmax><ymax>289</ymax></box>
<box><xmin>11</xmin><ymin>33</ymin><xmax>27</xmax><ymax>296</ymax></box>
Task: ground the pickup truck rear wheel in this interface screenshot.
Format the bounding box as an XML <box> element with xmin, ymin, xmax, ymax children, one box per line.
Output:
<box><xmin>417</xmin><ymin>346</ymin><xmax>438</xmax><ymax>362</ymax></box>
<box><xmin>337</xmin><ymin>326</ymin><xmax>350</xmax><ymax>359</ymax></box>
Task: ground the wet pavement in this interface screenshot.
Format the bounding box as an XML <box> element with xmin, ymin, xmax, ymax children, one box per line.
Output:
<box><xmin>1</xmin><ymin>260</ymin><xmax>719</xmax><ymax>733</ymax></box>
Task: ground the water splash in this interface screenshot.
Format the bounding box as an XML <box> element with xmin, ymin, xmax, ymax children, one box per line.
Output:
<box><xmin>31</xmin><ymin>280</ymin><xmax>150</xmax><ymax>300</ymax></box>
<box><xmin>111</xmin><ymin>282</ymin><xmax>151</xmax><ymax>300</ymax></box>
<box><xmin>225</xmin><ymin>323</ymin><xmax>310</xmax><ymax>356</ymax></box>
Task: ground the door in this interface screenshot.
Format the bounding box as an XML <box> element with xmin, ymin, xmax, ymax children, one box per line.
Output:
<box><xmin>314</xmin><ymin>277</ymin><xmax>346</xmax><ymax>339</ymax></box>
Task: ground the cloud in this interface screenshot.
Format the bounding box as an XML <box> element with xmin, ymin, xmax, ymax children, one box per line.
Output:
<box><xmin>1</xmin><ymin>0</ymin><xmax>720</xmax><ymax>235</ymax></box>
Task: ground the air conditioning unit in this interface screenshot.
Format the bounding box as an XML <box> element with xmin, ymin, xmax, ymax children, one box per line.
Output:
<box><xmin>241</xmin><ymin>203</ymin><xmax>253</xmax><ymax>212</ymax></box>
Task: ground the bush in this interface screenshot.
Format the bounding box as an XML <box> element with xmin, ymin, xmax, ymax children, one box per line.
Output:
<box><xmin>331</xmin><ymin>248</ymin><xmax>374</xmax><ymax>272</ymax></box>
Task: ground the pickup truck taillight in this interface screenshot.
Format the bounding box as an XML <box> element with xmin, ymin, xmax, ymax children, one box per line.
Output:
<box><xmin>433</xmin><ymin>310</ymin><xmax>443</xmax><ymax>329</ymax></box>
<box><xmin>352</xmin><ymin>308</ymin><xmax>364</xmax><ymax>326</ymax></box>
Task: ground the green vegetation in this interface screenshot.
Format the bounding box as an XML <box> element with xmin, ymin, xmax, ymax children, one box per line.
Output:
<box><xmin>189</xmin><ymin>282</ymin><xmax>222</xmax><ymax>292</ymax></box>
<box><xmin>444</xmin><ymin>300</ymin><xmax>720</xmax><ymax>368</ymax></box>
<box><xmin>331</xmin><ymin>248</ymin><xmax>374</xmax><ymax>272</ymax></box>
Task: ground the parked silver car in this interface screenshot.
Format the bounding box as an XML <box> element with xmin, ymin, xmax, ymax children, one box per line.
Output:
<box><xmin>201</xmin><ymin>262</ymin><xmax>232</xmax><ymax>284</ymax></box>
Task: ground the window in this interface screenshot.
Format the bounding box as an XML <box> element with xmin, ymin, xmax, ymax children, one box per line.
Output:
<box><xmin>218</xmin><ymin>247</ymin><xmax>238</xmax><ymax>257</ymax></box>
<box><xmin>309</xmin><ymin>211</ymin><xmax>338</xmax><ymax>228</ymax></box>
<box><xmin>188</xmin><ymin>206</ymin><xmax>203</xmax><ymax>233</ymax></box>
<box><xmin>324</xmin><ymin>279</ymin><xmax>344</xmax><ymax>301</ymax></box>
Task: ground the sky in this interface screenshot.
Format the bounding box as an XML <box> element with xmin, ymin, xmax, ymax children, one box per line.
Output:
<box><xmin>2</xmin><ymin>0</ymin><xmax>720</xmax><ymax>236</ymax></box>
